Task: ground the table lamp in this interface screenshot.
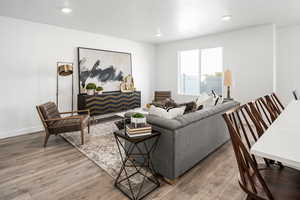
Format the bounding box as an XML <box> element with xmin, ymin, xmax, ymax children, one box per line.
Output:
<box><xmin>224</xmin><ymin>69</ymin><xmax>233</xmax><ymax>100</ymax></box>
<box><xmin>56</xmin><ymin>62</ymin><xmax>74</xmax><ymax>112</ymax></box>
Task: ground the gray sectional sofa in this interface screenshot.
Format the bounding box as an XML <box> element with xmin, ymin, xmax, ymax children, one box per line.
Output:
<box><xmin>146</xmin><ymin>101</ymin><xmax>239</xmax><ymax>181</ymax></box>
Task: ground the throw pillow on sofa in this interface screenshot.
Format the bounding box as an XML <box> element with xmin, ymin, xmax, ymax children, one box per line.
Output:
<box><xmin>195</xmin><ymin>93</ymin><xmax>214</xmax><ymax>109</ymax></box>
<box><xmin>149</xmin><ymin>105</ymin><xmax>186</xmax><ymax>119</ymax></box>
<box><xmin>163</xmin><ymin>98</ymin><xmax>178</xmax><ymax>109</ymax></box>
<box><xmin>177</xmin><ymin>101</ymin><xmax>198</xmax><ymax>114</ymax></box>
<box><xmin>152</xmin><ymin>98</ymin><xmax>177</xmax><ymax>109</ymax></box>
<box><xmin>213</xmin><ymin>96</ymin><xmax>222</xmax><ymax>105</ymax></box>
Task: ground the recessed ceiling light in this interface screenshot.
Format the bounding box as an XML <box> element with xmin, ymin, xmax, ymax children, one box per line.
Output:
<box><xmin>156</xmin><ymin>28</ymin><xmax>162</xmax><ymax>37</ymax></box>
<box><xmin>61</xmin><ymin>7</ymin><xmax>72</xmax><ymax>14</ymax></box>
<box><xmin>222</xmin><ymin>15</ymin><xmax>232</xmax><ymax>21</ymax></box>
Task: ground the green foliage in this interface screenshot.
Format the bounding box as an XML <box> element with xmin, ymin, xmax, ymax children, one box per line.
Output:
<box><xmin>96</xmin><ymin>86</ymin><xmax>103</xmax><ymax>91</ymax></box>
<box><xmin>132</xmin><ymin>113</ymin><xmax>145</xmax><ymax>118</ymax></box>
<box><xmin>86</xmin><ymin>83</ymin><xmax>97</xmax><ymax>90</ymax></box>
<box><xmin>215</xmin><ymin>72</ymin><xmax>223</xmax><ymax>77</ymax></box>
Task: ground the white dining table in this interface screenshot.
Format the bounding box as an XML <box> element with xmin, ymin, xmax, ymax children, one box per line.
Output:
<box><xmin>251</xmin><ymin>100</ymin><xmax>300</xmax><ymax>169</ymax></box>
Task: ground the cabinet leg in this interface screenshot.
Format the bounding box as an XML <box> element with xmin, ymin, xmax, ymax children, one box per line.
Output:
<box><xmin>81</xmin><ymin>129</ymin><xmax>84</xmax><ymax>145</ymax></box>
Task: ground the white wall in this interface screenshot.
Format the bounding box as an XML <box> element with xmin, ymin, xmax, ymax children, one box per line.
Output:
<box><xmin>155</xmin><ymin>25</ymin><xmax>275</xmax><ymax>104</ymax></box>
<box><xmin>0</xmin><ymin>16</ymin><xmax>156</xmax><ymax>139</ymax></box>
<box><xmin>276</xmin><ymin>25</ymin><xmax>300</xmax><ymax>105</ymax></box>
<box><xmin>2</xmin><ymin>15</ymin><xmax>298</xmax><ymax>140</ymax></box>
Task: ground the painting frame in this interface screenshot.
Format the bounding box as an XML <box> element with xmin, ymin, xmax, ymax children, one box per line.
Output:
<box><xmin>77</xmin><ymin>47</ymin><xmax>132</xmax><ymax>94</ymax></box>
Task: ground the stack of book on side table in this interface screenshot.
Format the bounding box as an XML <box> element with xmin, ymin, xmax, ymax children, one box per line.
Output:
<box><xmin>126</xmin><ymin>123</ymin><xmax>152</xmax><ymax>137</ymax></box>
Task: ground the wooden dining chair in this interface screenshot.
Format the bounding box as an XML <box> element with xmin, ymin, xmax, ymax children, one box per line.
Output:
<box><xmin>265</xmin><ymin>93</ymin><xmax>284</xmax><ymax>116</ymax></box>
<box><xmin>223</xmin><ymin>108</ymin><xmax>300</xmax><ymax>200</ymax></box>
<box><xmin>253</xmin><ymin>97</ymin><xmax>277</xmax><ymax>126</ymax></box>
<box><xmin>224</xmin><ymin>104</ymin><xmax>270</xmax><ymax>167</ymax></box>
<box><xmin>264</xmin><ymin>95</ymin><xmax>281</xmax><ymax>119</ymax></box>
<box><xmin>271</xmin><ymin>93</ymin><xmax>284</xmax><ymax>110</ymax></box>
<box><xmin>248</xmin><ymin>101</ymin><xmax>283</xmax><ymax>167</ymax></box>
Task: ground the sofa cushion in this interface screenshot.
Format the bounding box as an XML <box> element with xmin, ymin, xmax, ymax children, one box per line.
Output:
<box><xmin>177</xmin><ymin>101</ymin><xmax>197</xmax><ymax>114</ymax></box>
<box><xmin>146</xmin><ymin>101</ymin><xmax>239</xmax><ymax>130</ymax></box>
<box><xmin>152</xmin><ymin>98</ymin><xmax>177</xmax><ymax>109</ymax></box>
<box><xmin>149</xmin><ymin>105</ymin><xmax>185</xmax><ymax>119</ymax></box>
<box><xmin>39</xmin><ymin>102</ymin><xmax>60</xmax><ymax>119</ymax></box>
<box><xmin>175</xmin><ymin>101</ymin><xmax>239</xmax><ymax>126</ymax></box>
<box><xmin>39</xmin><ymin>102</ymin><xmax>61</xmax><ymax>126</ymax></box>
<box><xmin>48</xmin><ymin>115</ymin><xmax>89</xmax><ymax>134</ymax></box>
<box><xmin>195</xmin><ymin>93</ymin><xmax>214</xmax><ymax>109</ymax></box>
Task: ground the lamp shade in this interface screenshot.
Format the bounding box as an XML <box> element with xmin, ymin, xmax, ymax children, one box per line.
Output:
<box><xmin>224</xmin><ymin>69</ymin><xmax>232</xmax><ymax>87</ymax></box>
<box><xmin>58</xmin><ymin>64</ymin><xmax>73</xmax><ymax>76</ymax></box>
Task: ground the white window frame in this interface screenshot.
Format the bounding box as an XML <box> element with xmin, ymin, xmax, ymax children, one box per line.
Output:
<box><xmin>177</xmin><ymin>47</ymin><xmax>223</xmax><ymax>96</ymax></box>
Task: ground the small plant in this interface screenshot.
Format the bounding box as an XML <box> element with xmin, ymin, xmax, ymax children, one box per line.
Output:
<box><xmin>96</xmin><ymin>86</ymin><xmax>103</xmax><ymax>91</ymax></box>
<box><xmin>86</xmin><ymin>83</ymin><xmax>97</xmax><ymax>90</ymax></box>
<box><xmin>131</xmin><ymin>112</ymin><xmax>146</xmax><ymax>125</ymax></box>
<box><xmin>132</xmin><ymin>113</ymin><xmax>145</xmax><ymax>118</ymax></box>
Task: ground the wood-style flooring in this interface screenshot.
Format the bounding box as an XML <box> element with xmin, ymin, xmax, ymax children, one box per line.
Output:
<box><xmin>0</xmin><ymin>131</ymin><xmax>246</xmax><ymax>200</ymax></box>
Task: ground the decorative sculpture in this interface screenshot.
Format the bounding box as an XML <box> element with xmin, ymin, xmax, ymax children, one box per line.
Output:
<box><xmin>120</xmin><ymin>75</ymin><xmax>135</xmax><ymax>92</ymax></box>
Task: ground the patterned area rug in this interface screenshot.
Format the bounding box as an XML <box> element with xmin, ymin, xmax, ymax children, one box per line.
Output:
<box><xmin>61</xmin><ymin>120</ymin><xmax>157</xmax><ymax>195</ymax></box>
<box><xmin>61</xmin><ymin>120</ymin><xmax>122</xmax><ymax>178</ymax></box>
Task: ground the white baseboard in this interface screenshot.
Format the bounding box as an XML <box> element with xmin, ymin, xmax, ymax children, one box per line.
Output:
<box><xmin>0</xmin><ymin>126</ymin><xmax>43</xmax><ymax>140</ymax></box>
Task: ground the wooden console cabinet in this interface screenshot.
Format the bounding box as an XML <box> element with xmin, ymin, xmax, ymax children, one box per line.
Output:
<box><xmin>77</xmin><ymin>91</ymin><xmax>141</xmax><ymax>116</ymax></box>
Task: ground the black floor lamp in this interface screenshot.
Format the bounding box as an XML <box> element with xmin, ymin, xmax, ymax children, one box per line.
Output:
<box><xmin>56</xmin><ymin>62</ymin><xmax>74</xmax><ymax>112</ymax></box>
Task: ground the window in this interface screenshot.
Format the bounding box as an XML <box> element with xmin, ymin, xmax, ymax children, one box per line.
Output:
<box><xmin>178</xmin><ymin>47</ymin><xmax>223</xmax><ymax>95</ymax></box>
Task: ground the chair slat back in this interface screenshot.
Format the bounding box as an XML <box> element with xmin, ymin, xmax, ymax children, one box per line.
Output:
<box><xmin>271</xmin><ymin>93</ymin><xmax>284</xmax><ymax>111</ymax></box>
<box><xmin>264</xmin><ymin>95</ymin><xmax>281</xmax><ymax>118</ymax></box>
<box><xmin>223</xmin><ymin>108</ymin><xmax>274</xmax><ymax>200</ymax></box>
<box><xmin>253</xmin><ymin>98</ymin><xmax>276</xmax><ymax>126</ymax></box>
<box><xmin>224</xmin><ymin>105</ymin><xmax>265</xmax><ymax>164</ymax></box>
<box><xmin>265</xmin><ymin>93</ymin><xmax>284</xmax><ymax>117</ymax></box>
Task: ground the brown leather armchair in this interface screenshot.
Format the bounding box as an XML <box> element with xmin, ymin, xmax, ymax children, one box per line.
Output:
<box><xmin>36</xmin><ymin>102</ymin><xmax>90</xmax><ymax>147</ymax></box>
<box><xmin>153</xmin><ymin>91</ymin><xmax>171</xmax><ymax>102</ymax></box>
<box><xmin>151</xmin><ymin>91</ymin><xmax>174</xmax><ymax>108</ymax></box>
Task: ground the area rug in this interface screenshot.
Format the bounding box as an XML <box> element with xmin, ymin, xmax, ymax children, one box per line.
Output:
<box><xmin>61</xmin><ymin>120</ymin><xmax>122</xmax><ymax>178</ymax></box>
<box><xmin>60</xmin><ymin>119</ymin><xmax>157</xmax><ymax>194</ymax></box>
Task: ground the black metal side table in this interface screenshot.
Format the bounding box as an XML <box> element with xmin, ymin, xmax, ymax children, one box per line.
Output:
<box><xmin>113</xmin><ymin>130</ymin><xmax>161</xmax><ymax>200</ymax></box>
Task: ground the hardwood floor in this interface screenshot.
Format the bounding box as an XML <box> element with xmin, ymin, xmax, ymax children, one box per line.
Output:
<box><xmin>0</xmin><ymin>131</ymin><xmax>246</xmax><ymax>200</ymax></box>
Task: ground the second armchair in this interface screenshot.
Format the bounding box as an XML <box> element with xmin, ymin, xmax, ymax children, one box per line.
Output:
<box><xmin>36</xmin><ymin>102</ymin><xmax>90</xmax><ymax>147</ymax></box>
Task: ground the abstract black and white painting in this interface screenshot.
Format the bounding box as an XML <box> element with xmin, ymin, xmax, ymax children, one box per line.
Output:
<box><xmin>78</xmin><ymin>47</ymin><xmax>132</xmax><ymax>93</ymax></box>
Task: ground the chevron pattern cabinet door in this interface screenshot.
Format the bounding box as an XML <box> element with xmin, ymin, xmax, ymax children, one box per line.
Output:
<box><xmin>78</xmin><ymin>91</ymin><xmax>141</xmax><ymax>116</ymax></box>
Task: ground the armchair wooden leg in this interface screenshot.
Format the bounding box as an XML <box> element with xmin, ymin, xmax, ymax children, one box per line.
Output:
<box><xmin>44</xmin><ymin>133</ymin><xmax>50</xmax><ymax>147</ymax></box>
<box><xmin>88</xmin><ymin>122</ymin><xmax>90</xmax><ymax>134</ymax></box>
<box><xmin>81</xmin><ymin>128</ymin><xmax>84</xmax><ymax>145</ymax></box>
